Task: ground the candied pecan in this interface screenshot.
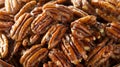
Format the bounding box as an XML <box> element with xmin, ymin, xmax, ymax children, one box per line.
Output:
<box><xmin>71</xmin><ymin>15</ymin><xmax>101</xmax><ymax>42</ymax></box>
<box><xmin>31</xmin><ymin>12</ymin><xmax>55</xmax><ymax>34</ymax></box>
<box><xmin>0</xmin><ymin>59</ymin><xmax>14</xmax><ymax>67</ymax></box>
<box><xmin>41</xmin><ymin>24</ymin><xmax>67</xmax><ymax>49</ymax></box>
<box><xmin>0</xmin><ymin>33</ymin><xmax>8</xmax><ymax>58</ymax></box>
<box><xmin>20</xmin><ymin>45</ymin><xmax>48</xmax><ymax>67</ymax></box>
<box><xmin>49</xmin><ymin>49</ymin><xmax>72</xmax><ymax>67</ymax></box>
<box><xmin>87</xmin><ymin>38</ymin><xmax>114</xmax><ymax>66</ymax></box>
<box><xmin>43</xmin><ymin>3</ymin><xmax>73</xmax><ymax>23</ymax></box>
<box><xmin>14</xmin><ymin>1</ymin><xmax>36</xmax><ymax>21</ymax></box>
<box><xmin>10</xmin><ymin>13</ymin><xmax>34</xmax><ymax>41</ymax></box>
<box><xmin>43</xmin><ymin>61</ymin><xmax>57</xmax><ymax>67</ymax></box>
<box><xmin>68</xmin><ymin>6</ymin><xmax>88</xmax><ymax>17</ymax></box>
<box><xmin>5</xmin><ymin>0</ymin><xmax>23</xmax><ymax>14</ymax></box>
<box><xmin>61</xmin><ymin>34</ymin><xmax>87</xmax><ymax>64</ymax></box>
<box><xmin>106</xmin><ymin>22</ymin><xmax>120</xmax><ymax>40</ymax></box>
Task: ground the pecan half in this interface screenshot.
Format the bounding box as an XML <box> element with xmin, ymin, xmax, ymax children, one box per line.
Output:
<box><xmin>14</xmin><ymin>1</ymin><xmax>36</xmax><ymax>21</ymax></box>
<box><xmin>5</xmin><ymin>0</ymin><xmax>23</xmax><ymax>14</ymax></box>
<box><xmin>43</xmin><ymin>3</ymin><xmax>73</xmax><ymax>23</ymax></box>
<box><xmin>0</xmin><ymin>33</ymin><xmax>8</xmax><ymax>58</ymax></box>
<box><xmin>20</xmin><ymin>45</ymin><xmax>48</xmax><ymax>67</ymax></box>
<box><xmin>10</xmin><ymin>13</ymin><xmax>34</xmax><ymax>41</ymax></box>
<box><xmin>41</xmin><ymin>24</ymin><xmax>67</xmax><ymax>49</ymax></box>
<box><xmin>49</xmin><ymin>49</ymin><xmax>72</xmax><ymax>67</ymax></box>
<box><xmin>61</xmin><ymin>34</ymin><xmax>87</xmax><ymax>64</ymax></box>
<box><xmin>31</xmin><ymin>12</ymin><xmax>55</xmax><ymax>34</ymax></box>
<box><xmin>71</xmin><ymin>15</ymin><xmax>101</xmax><ymax>42</ymax></box>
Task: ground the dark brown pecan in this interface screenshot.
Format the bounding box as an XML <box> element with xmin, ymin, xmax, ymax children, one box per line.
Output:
<box><xmin>10</xmin><ymin>13</ymin><xmax>34</xmax><ymax>41</ymax></box>
<box><xmin>87</xmin><ymin>38</ymin><xmax>114</xmax><ymax>66</ymax></box>
<box><xmin>14</xmin><ymin>1</ymin><xmax>36</xmax><ymax>21</ymax></box>
<box><xmin>31</xmin><ymin>12</ymin><xmax>55</xmax><ymax>34</ymax></box>
<box><xmin>106</xmin><ymin>22</ymin><xmax>120</xmax><ymax>40</ymax></box>
<box><xmin>49</xmin><ymin>49</ymin><xmax>72</xmax><ymax>67</ymax></box>
<box><xmin>0</xmin><ymin>59</ymin><xmax>14</xmax><ymax>67</ymax></box>
<box><xmin>0</xmin><ymin>33</ymin><xmax>8</xmax><ymax>58</ymax></box>
<box><xmin>61</xmin><ymin>34</ymin><xmax>87</xmax><ymax>64</ymax></box>
<box><xmin>43</xmin><ymin>61</ymin><xmax>57</xmax><ymax>67</ymax></box>
<box><xmin>68</xmin><ymin>6</ymin><xmax>88</xmax><ymax>17</ymax></box>
<box><xmin>5</xmin><ymin>0</ymin><xmax>23</xmax><ymax>14</ymax></box>
<box><xmin>41</xmin><ymin>24</ymin><xmax>67</xmax><ymax>49</ymax></box>
<box><xmin>20</xmin><ymin>45</ymin><xmax>48</xmax><ymax>67</ymax></box>
<box><xmin>71</xmin><ymin>15</ymin><xmax>101</xmax><ymax>42</ymax></box>
<box><xmin>0</xmin><ymin>0</ymin><xmax>4</xmax><ymax>8</ymax></box>
<box><xmin>43</xmin><ymin>3</ymin><xmax>73</xmax><ymax>23</ymax></box>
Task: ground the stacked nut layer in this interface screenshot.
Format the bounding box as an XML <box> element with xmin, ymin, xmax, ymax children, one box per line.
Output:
<box><xmin>0</xmin><ymin>0</ymin><xmax>120</xmax><ymax>67</ymax></box>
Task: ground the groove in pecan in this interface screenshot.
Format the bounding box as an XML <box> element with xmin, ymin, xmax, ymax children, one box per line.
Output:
<box><xmin>43</xmin><ymin>61</ymin><xmax>57</xmax><ymax>67</ymax></box>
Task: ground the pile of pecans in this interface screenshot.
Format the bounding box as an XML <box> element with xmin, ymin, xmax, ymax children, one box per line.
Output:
<box><xmin>0</xmin><ymin>0</ymin><xmax>120</xmax><ymax>67</ymax></box>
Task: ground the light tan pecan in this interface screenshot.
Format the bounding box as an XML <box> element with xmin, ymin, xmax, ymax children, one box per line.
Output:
<box><xmin>5</xmin><ymin>0</ymin><xmax>23</xmax><ymax>14</ymax></box>
<box><xmin>106</xmin><ymin>22</ymin><xmax>120</xmax><ymax>40</ymax></box>
<box><xmin>71</xmin><ymin>15</ymin><xmax>101</xmax><ymax>42</ymax></box>
<box><xmin>48</xmin><ymin>49</ymin><xmax>72</xmax><ymax>67</ymax></box>
<box><xmin>14</xmin><ymin>1</ymin><xmax>36</xmax><ymax>21</ymax></box>
<box><xmin>61</xmin><ymin>34</ymin><xmax>87</xmax><ymax>64</ymax></box>
<box><xmin>10</xmin><ymin>13</ymin><xmax>34</xmax><ymax>41</ymax></box>
<box><xmin>0</xmin><ymin>33</ymin><xmax>8</xmax><ymax>58</ymax></box>
<box><xmin>87</xmin><ymin>38</ymin><xmax>114</xmax><ymax>66</ymax></box>
<box><xmin>20</xmin><ymin>45</ymin><xmax>48</xmax><ymax>67</ymax></box>
<box><xmin>31</xmin><ymin>12</ymin><xmax>55</xmax><ymax>34</ymax></box>
<box><xmin>71</xmin><ymin>0</ymin><xmax>82</xmax><ymax>8</ymax></box>
<box><xmin>43</xmin><ymin>3</ymin><xmax>73</xmax><ymax>23</ymax></box>
<box><xmin>0</xmin><ymin>59</ymin><xmax>14</xmax><ymax>67</ymax></box>
<box><xmin>43</xmin><ymin>61</ymin><xmax>57</xmax><ymax>67</ymax></box>
<box><xmin>41</xmin><ymin>24</ymin><xmax>67</xmax><ymax>49</ymax></box>
<box><xmin>113</xmin><ymin>63</ymin><xmax>120</xmax><ymax>67</ymax></box>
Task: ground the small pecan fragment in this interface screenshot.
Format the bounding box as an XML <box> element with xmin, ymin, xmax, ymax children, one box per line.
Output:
<box><xmin>0</xmin><ymin>33</ymin><xmax>8</xmax><ymax>58</ymax></box>
<box><xmin>43</xmin><ymin>61</ymin><xmax>57</xmax><ymax>67</ymax></box>
<box><xmin>43</xmin><ymin>3</ymin><xmax>73</xmax><ymax>23</ymax></box>
<box><xmin>20</xmin><ymin>45</ymin><xmax>48</xmax><ymax>67</ymax></box>
<box><xmin>61</xmin><ymin>34</ymin><xmax>87</xmax><ymax>64</ymax></box>
<box><xmin>10</xmin><ymin>13</ymin><xmax>34</xmax><ymax>41</ymax></box>
<box><xmin>71</xmin><ymin>0</ymin><xmax>82</xmax><ymax>8</ymax></box>
<box><xmin>71</xmin><ymin>15</ymin><xmax>101</xmax><ymax>42</ymax></box>
<box><xmin>49</xmin><ymin>49</ymin><xmax>72</xmax><ymax>67</ymax></box>
<box><xmin>106</xmin><ymin>22</ymin><xmax>120</xmax><ymax>40</ymax></box>
<box><xmin>14</xmin><ymin>1</ymin><xmax>36</xmax><ymax>21</ymax></box>
<box><xmin>5</xmin><ymin>0</ymin><xmax>23</xmax><ymax>14</ymax></box>
<box><xmin>0</xmin><ymin>59</ymin><xmax>14</xmax><ymax>67</ymax></box>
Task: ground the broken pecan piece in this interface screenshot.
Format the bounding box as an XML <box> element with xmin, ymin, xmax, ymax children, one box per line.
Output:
<box><xmin>43</xmin><ymin>61</ymin><xmax>57</xmax><ymax>67</ymax></box>
<box><xmin>61</xmin><ymin>34</ymin><xmax>87</xmax><ymax>64</ymax></box>
<box><xmin>20</xmin><ymin>45</ymin><xmax>48</xmax><ymax>67</ymax></box>
<box><xmin>49</xmin><ymin>49</ymin><xmax>72</xmax><ymax>67</ymax></box>
<box><xmin>0</xmin><ymin>33</ymin><xmax>8</xmax><ymax>58</ymax></box>
<box><xmin>10</xmin><ymin>13</ymin><xmax>34</xmax><ymax>41</ymax></box>
<box><xmin>41</xmin><ymin>24</ymin><xmax>67</xmax><ymax>49</ymax></box>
